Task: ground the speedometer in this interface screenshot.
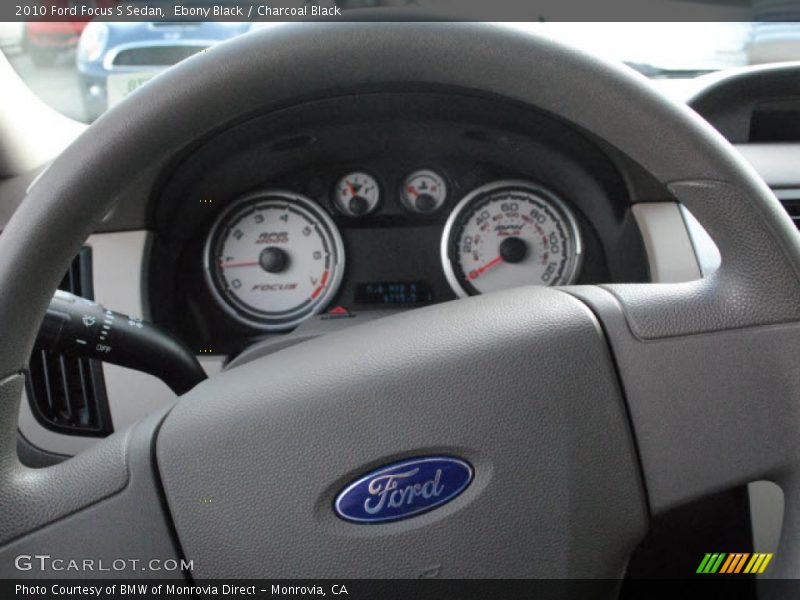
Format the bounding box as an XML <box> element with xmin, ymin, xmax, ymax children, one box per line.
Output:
<box><xmin>205</xmin><ymin>190</ymin><xmax>345</xmax><ymax>331</ymax></box>
<box><xmin>440</xmin><ymin>181</ymin><xmax>581</xmax><ymax>297</ymax></box>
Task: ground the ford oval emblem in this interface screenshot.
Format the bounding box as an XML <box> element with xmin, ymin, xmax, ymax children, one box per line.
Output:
<box><xmin>334</xmin><ymin>456</ymin><xmax>473</xmax><ymax>523</ymax></box>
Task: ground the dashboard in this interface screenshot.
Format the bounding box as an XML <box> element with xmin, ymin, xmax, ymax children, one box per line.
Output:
<box><xmin>147</xmin><ymin>92</ymin><xmax>649</xmax><ymax>356</ymax></box>
<box><xmin>5</xmin><ymin>63</ymin><xmax>798</xmax><ymax>458</ymax></box>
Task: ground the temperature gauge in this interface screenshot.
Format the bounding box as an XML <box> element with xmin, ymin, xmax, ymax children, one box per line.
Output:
<box><xmin>334</xmin><ymin>172</ymin><xmax>380</xmax><ymax>217</ymax></box>
<box><xmin>401</xmin><ymin>169</ymin><xmax>447</xmax><ymax>214</ymax></box>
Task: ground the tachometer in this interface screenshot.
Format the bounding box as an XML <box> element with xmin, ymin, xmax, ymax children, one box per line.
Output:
<box><xmin>205</xmin><ymin>191</ymin><xmax>345</xmax><ymax>330</ymax></box>
<box><xmin>440</xmin><ymin>181</ymin><xmax>581</xmax><ymax>297</ymax></box>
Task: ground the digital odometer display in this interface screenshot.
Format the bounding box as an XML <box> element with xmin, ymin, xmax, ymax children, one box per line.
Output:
<box><xmin>355</xmin><ymin>282</ymin><xmax>434</xmax><ymax>306</ymax></box>
<box><xmin>440</xmin><ymin>181</ymin><xmax>581</xmax><ymax>297</ymax></box>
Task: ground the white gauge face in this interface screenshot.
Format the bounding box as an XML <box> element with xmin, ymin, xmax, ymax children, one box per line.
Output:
<box><xmin>441</xmin><ymin>181</ymin><xmax>581</xmax><ymax>297</ymax></box>
<box><xmin>205</xmin><ymin>191</ymin><xmax>345</xmax><ymax>330</ymax></box>
<box><xmin>401</xmin><ymin>169</ymin><xmax>447</xmax><ymax>213</ymax></box>
<box><xmin>333</xmin><ymin>171</ymin><xmax>380</xmax><ymax>217</ymax></box>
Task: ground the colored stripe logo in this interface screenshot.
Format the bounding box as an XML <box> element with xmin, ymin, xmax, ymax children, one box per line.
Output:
<box><xmin>696</xmin><ymin>553</ymin><xmax>773</xmax><ymax>574</ymax></box>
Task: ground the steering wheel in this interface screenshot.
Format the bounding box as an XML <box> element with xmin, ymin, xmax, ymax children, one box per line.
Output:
<box><xmin>1</xmin><ymin>22</ymin><xmax>800</xmax><ymax>583</ymax></box>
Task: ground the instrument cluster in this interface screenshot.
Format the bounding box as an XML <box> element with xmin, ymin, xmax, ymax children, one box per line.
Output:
<box><xmin>150</xmin><ymin>92</ymin><xmax>650</xmax><ymax>351</ymax></box>
<box><xmin>204</xmin><ymin>167</ymin><xmax>583</xmax><ymax>330</ymax></box>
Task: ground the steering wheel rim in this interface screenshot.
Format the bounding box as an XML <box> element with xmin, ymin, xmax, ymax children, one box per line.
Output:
<box><xmin>2</xmin><ymin>22</ymin><xmax>800</xmax><ymax>581</ymax></box>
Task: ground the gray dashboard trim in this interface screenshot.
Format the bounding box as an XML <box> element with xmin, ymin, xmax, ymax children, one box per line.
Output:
<box><xmin>679</xmin><ymin>205</ymin><xmax>722</xmax><ymax>279</ymax></box>
<box><xmin>734</xmin><ymin>143</ymin><xmax>800</xmax><ymax>189</ymax></box>
<box><xmin>631</xmin><ymin>203</ymin><xmax>700</xmax><ymax>284</ymax></box>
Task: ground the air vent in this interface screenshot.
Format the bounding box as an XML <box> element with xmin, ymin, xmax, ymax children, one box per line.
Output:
<box><xmin>26</xmin><ymin>248</ymin><xmax>113</xmax><ymax>437</ymax></box>
<box><xmin>780</xmin><ymin>201</ymin><xmax>800</xmax><ymax>229</ymax></box>
<box><xmin>774</xmin><ymin>189</ymin><xmax>800</xmax><ymax>231</ymax></box>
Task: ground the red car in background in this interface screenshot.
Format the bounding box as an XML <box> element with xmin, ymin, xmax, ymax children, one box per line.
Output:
<box><xmin>24</xmin><ymin>1</ymin><xmax>116</xmax><ymax>66</ymax></box>
<box><xmin>25</xmin><ymin>21</ymin><xmax>87</xmax><ymax>65</ymax></box>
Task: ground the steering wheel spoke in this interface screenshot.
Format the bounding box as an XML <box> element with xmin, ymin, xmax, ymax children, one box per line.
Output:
<box><xmin>568</xmin><ymin>283</ymin><xmax>800</xmax><ymax>578</ymax></box>
<box><xmin>156</xmin><ymin>286</ymin><xmax>649</xmax><ymax>578</ymax></box>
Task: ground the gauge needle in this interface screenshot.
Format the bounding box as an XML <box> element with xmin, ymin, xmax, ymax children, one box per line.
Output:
<box><xmin>346</xmin><ymin>181</ymin><xmax>359</xmax><ymax>196</ymax></box>
<box><xmin>406</xmin><ymin>185</ymin><xmax>418</xmax><ymax>197</ymax></box>
<box><xmin>468</xmin><ymin>256</ymin><xmax>503</xmax><ymax>280</ymax></box>
<box><xmin>220</xmin><ymin>260</ymin><xmax>259</xmax><ymax>268</ymax></box>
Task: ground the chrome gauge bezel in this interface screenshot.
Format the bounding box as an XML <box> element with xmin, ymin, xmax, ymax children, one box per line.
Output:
<box><xmin>440</xmin><ymin>180</ymin><xmax>583</xmax><ymax>298</ymax></box>
<box><xmin>204</xmin><ymin>190</ymin><xmax>346</xmax><ymax>331</ymax></box>
<box><xmin>400</xmin><ymin>169</ymin><xmax>448</xmax><ymax>214</ymax></box>
<box><xmin>333</xmin><ymin>171</ymin><xmax>381</xmax><ymax>217</ymax></box>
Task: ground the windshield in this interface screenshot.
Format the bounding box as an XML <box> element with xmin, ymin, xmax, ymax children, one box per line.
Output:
<box><xmin>2</xmin><ymin>19</ymin><xmax>799</xmax><ymax>124</ymax></box>
<box><xmin>513</xmin><ymin>22</ymin><xmax>756</xmax><ymax>74</ymax></box>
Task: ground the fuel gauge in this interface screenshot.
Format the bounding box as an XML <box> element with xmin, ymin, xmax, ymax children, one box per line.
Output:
<box><xmin>334</xmin><ymin>172</ymin><xmax>380</xmax><ymax>217</ymax></box>
<box><xmin>401</xmin><ymin>169</ymin><xmax>447</xmax><ymax>214</ymax></box>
